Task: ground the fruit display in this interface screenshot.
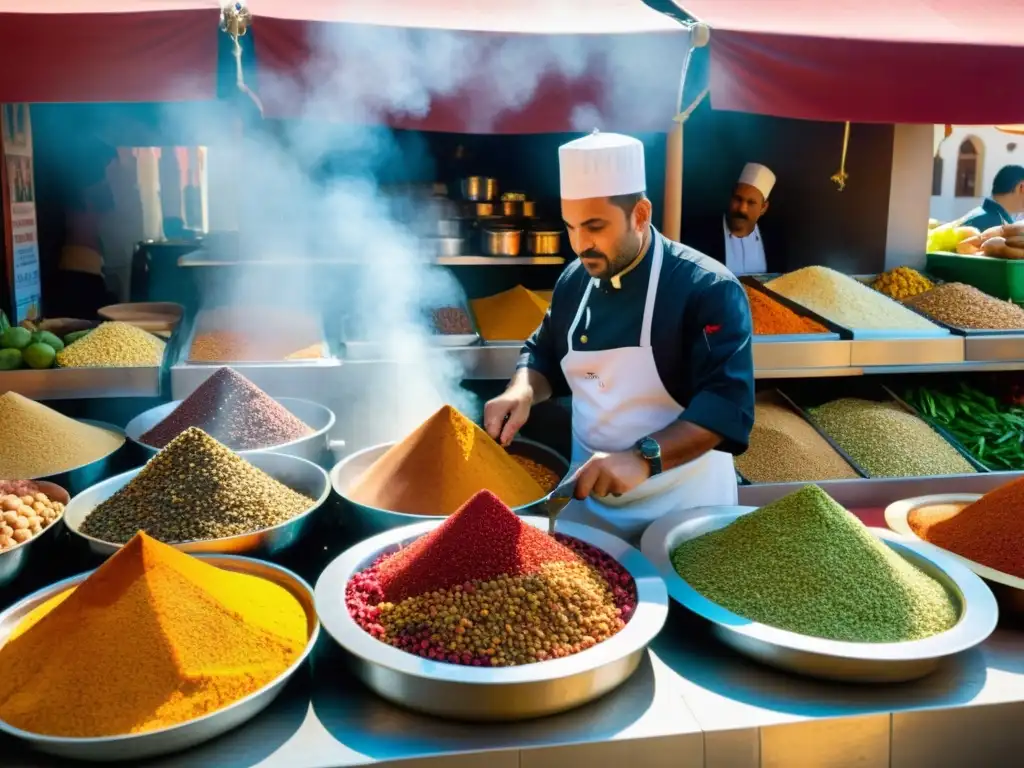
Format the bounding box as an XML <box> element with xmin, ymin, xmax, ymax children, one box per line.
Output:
<box><xmin>958</xmin><ymin>222</ymin><xmax>1024</xmax><ymax>259</ymax></box>
<box><xmin>0</xmin><ymin>315</ymin><xmax>89</xmax><ymax>371</ymax></box>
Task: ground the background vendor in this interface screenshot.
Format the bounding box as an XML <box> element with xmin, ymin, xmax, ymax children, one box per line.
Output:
<box><xmin>959</xmin><ymin>165</ymin><xmax>1024</xmax><ymax>231</ymax></box>
<box><xmin>484</xmin><ymin>131</ymin><xmax>755</xmax><ymax>540</ymax></box>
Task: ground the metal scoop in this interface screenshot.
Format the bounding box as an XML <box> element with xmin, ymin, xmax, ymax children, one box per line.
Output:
<box><xmin>543</xmin><ymin>469</ymin><xmax>581</xmax><ymax>535</ymax></box>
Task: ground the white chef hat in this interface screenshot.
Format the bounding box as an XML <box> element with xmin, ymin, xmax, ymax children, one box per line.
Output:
<box><xmin>738</xmin><ymin>163</ymin><xmax>776</xmax><ymax>200</ymax></box>
<box><xmin>559</xmin><ymin>130</ymin><xmax>646</xmax><ymax>201</ymax></box>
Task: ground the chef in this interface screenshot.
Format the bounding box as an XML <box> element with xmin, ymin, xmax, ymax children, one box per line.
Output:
<box><xmin>483</xmin><ymin>131</ymin><xmax>755</xmax><ymax>540</ymax></box>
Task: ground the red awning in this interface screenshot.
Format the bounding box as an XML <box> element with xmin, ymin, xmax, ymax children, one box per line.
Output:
<box><xmin>676</xmin><ymin>0</ymin><xmax>1024</xmax><ymax>124</ymax></box>
<box><xmin>0</xmin><ymin>1</ymin><xmax>222</xmax><ymax>104</ymax></box>
<box><xmin>247</xmin><ymin>1</ymin><xmax>689</xmax><ymax>133</ymax></box>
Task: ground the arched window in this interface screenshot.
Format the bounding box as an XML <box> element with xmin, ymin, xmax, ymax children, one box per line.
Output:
<box><xmin>932</xmin><ymin>156</ymin><xmax>944</xmax><ymax>196</ymax></box>
<box><xmin>955</xmin><ymin>138</ymin><xmax>981</xmax><ymax>197</ymax></box>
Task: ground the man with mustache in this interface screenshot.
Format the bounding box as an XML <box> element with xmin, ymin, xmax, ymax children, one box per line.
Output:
<box><xmin>484</xmin><ymin>131</ymin><xmax>754</xmax><ymax>540</ymax></box>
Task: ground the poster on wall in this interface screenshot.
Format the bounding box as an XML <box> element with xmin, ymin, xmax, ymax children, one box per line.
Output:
<box><xmin>1</xmin><ymin>103</ymin><xmax>41</xmax><ymax>323</ymax></box>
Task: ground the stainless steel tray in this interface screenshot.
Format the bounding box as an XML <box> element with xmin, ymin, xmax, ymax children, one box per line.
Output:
<box><xmin>0</xmin><ymin>366</ymin><xmax>162</xmax><ymax>400</ymax></box>
<box><xmin>314</xmin><ymin>516</ymin><xmax>668</xmax><ymax>720</ymax></box>
<box><xmin>63</xmin><ymin>452</ymin><xmax>331</xmax><ymax>558</ymax></box>
<box><xmin>640</xmin><ymin>505</ymin><xmax>998</xmax><ymax>683</ymax></box>
<box><xmin>0</xmin><ymin>481</ymin><xmax>69</xmax><ymax>588</ymax></box>
<box><xmin>124</xmin><ymin>397</ymin><xmax>336</xmax><ymax>463</ymax></box>
<box><xmin>0</xmin><ymin>555</ymin><xmax>319</xmax><ymax>762</ymax></box>
<box><xmin>183</xmin><ymin>309</ymin><xmax>331</xmax><ymax>365</ymax></box>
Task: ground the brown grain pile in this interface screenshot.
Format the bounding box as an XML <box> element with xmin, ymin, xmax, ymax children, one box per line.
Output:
<box><xmin>903</xmin><ymin>283</ymin><xmax>1024</xmax><ymax>330</ymax></box>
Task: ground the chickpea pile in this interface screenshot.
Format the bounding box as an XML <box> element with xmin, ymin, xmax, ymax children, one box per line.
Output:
<box><xmin>0</xmin><ymin>492</ymin><xmax>62</xmax><ymax>552</ymax></box>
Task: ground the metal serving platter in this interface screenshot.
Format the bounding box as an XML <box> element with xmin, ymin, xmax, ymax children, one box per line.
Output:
<box><xmin>885</xmin><ymin>494</ymin><xmax>1024</xmax><ymax>618</ymax></box>
<box><xmin>0</xmin><ymin>555</ymin><xmax>319</xmax><ymax>762</ymax></box>
<box><xmin>0</xmin><ymin>481</ymin><xmax>69</xmax><ymax>588</ymax></box>
<box><xmin>27</xmin><ymin>420</ymin><xmax>128</xmax><ymax>495</ymax></box>
<box><xmin>63</xmin><ymin>452</ymin><xmax>331</xmax><ymax>558</ymax></box>
<box><xmin>330</xmin><ymin>436</ymin><xmax>568</xmax><ymax>536</ymax></box>
<box><xmin>124</xmin><ymin>397</ymin><xmax>336</xmax><ymax>463</ymax></box>
<box><xmin>314</xmin><ymin>516</ymin><xmax>668</xmax><ymax>721</ymax></box>
<box><xmin>641</xmin><ymin>505</ymin><xmax>998</xmax><ymax>683</ymax></box>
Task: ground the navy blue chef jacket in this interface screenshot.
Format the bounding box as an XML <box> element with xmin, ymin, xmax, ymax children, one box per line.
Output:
<box><xmin>518</xmin><ymin>227</ymin><xmax>756</xmax><ymax>455</ymax></box>
<box><xmin>960</xmin><ymin>197</ymin><xmax>1015</xmax><ymax>232</ymax></box>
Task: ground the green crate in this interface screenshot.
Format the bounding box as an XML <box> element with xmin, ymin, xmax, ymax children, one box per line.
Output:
<box><xmin>925</xmin><ymin>251</ymin><xmax>1024</xmax><ymax>303</ymax></box>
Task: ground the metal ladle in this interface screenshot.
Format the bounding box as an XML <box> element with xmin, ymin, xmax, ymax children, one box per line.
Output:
<box><xmin>543</xmin><ymin>468</ymin><xmax>581</xmax><ymax>535</ymax></box>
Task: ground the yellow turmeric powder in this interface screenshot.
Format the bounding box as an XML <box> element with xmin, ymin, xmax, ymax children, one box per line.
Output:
<box><xmin>0</xmin><ymin>532</ymin><xmax>308</xmax><ymax>737</ymax></box>
<box><xmin>350</xmin><ymin>404</ymin><xmax>545</xmax><ymax>515</ymax></box>
<box><xmin>470</xmin><ymin>285</ymin><xmax>550</xmax><ymax>342</ymax></box>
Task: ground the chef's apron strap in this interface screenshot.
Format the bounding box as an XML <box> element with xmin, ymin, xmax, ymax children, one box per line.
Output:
<box><xmin>639</xmin><ymin>232</ymin><xmax>665</xmax><ymax>348</ymax></box>
<box><xmin>566</xmin><ymin>279</ymin><xmax>595</xmax><ymax>351</ymax></box>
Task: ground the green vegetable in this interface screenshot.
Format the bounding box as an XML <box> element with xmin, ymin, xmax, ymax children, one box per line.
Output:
<box><xmin>31</xmin><ymin>331</ymin><xmax>64</xmax><ymax>353</ymax></box>
<box><xmin>1</xmin><ymin>327</ymin><xmax>31</xmax><ymax>351</ymax></box>
<box><xmin>22</xmin><ymin>342</ymin><xmax>56</xmax><ymax>370</ymax></box>
<box><xmin>0</xmin><ymin>311</ymin><xmax>9</xmax><ymax>335</ymax></box>
<box><xmin>63</xmin><ymin>330</ymin><xmax>92</xmax><ymax>346</ymax></box>
<box><xmin>0</xmin><ymin>349</ymin><xmax>22</xmax><ymax>371</ymax></box>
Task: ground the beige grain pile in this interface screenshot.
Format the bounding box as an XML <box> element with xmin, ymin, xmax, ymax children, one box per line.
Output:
<box><xmin>736</xmin><ymin>398</ymin><xmax>859</xmax><ymax>483</ymax></box>
<box><xmin>0</xmin><ymin>393</ymin><xmax>125</xmax><ymax>479</ymax></box>
<box><xmin>56</xmin><ymin>322</ymin><xmax>165</xmax><ymax>368</ymax></box>
<box><xmin>904</xmin><ymin>283</ymin><xmax>1024</xmax><ymax>330</ymax></box>
<box><xmin>765</xmin><ymin>267</ymin><xmax>939</xmax><ymax>330</ymax></box>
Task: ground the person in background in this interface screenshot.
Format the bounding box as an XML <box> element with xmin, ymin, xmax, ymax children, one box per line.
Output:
<box><xmin>682</xmin><ymin>162</ymin><xmax>777</xmax><ymax>275</ymax></box>
<box><xmin>960</xmin><ymin>165</ymin><xmax>1024</xmax><ymax>231</ymax></box>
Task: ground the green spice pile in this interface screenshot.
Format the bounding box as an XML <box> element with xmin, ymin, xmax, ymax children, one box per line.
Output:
<box><xmin>903</xmin><ymin>283</ymin><xmax>1024</xmax><ymax>330</ymax></box>
<box><xmin>80</xmin><ymin>427</ymin><xmax>314</xmax><ymax>544</ymax></box>
<box><xmin>670</xmin><ymin>485</ymin><xmax>959</xmax><ymax>642</ymax></box>
<box><xmin>765</xmin><ymin>266</ymin><xmax>939</xmax><ymax>330</ymax></box>
<box><xmin>905</xmin><ymin>383</ymin><xmax>1024</xmax><ymax>471</ymax></box>
<box><xmin>808</xmin><ymin>398</ymin><xmax>975</xmax><ymax>477</ymax></box>
<box><xmin>56</xmin><ymin>322</ymin><xmax>165</xmax><ymax>368</ymax></box>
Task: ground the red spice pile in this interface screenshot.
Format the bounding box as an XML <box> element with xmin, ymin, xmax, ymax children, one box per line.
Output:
<box><xmin>910</xmin><ymin>476</ymin><xmax>1024</xmax><ymax>577</ymax></box>
<box><xmin>377</xmin><ymin>490</ymin><xmax>578</xmax><ymax>601</ymax></box>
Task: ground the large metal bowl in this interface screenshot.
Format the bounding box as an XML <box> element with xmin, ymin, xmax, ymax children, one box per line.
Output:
<box><xmin>124</xmin><ymin>397</ymin><xmax>336</xmax><ymax>463</ymax></box>
<box><xmin>0</xmin><ymin>555</ymin><xmax>319</xmax><ymax>762</ymax></box>
<box><xmin>0</xmin><ymin>481</ymin><xmax>69</xmax><ymax>588</ymax></box>
<box><xmin>641</xmin><ymin>505</ymin><xmax>998</xmax><ymax>683</ymax></box>
<box><xmin>330</xmin><ymin>437</ymin><xmax>568</xmax><ymax>536</ymax></box>
<box><xmin>315</xmin><ymin>516</ymin><xmax>668</xmax><ymax>721</ymax></box>
<box><xmin>27</xmin><ymin>420</ymin><xmax>126</xmax><ymax>495</ymax></box>
<box><xmin>63</xmin><ymin>452</ymin><xmax>331</xmax><ymax>558</ymax></box>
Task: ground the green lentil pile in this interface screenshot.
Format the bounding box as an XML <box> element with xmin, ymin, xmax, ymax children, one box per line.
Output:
<box><xmin>56</xmin><ymin>322</ymin><xmax>165</xmax><ymax>368</ymax></box>
<box><xmin>903</xmin><ymin>283</ymin><xmax>1024</xmax><ymax>330</ymax></box>
<box><xmin>80</xmin><ymin>427</ymin><xmax>314</xmax><ymax>544</ymax></box>
<box><xmin>671</xmin><ymin>485</ymin><xmax>959</xmax><ymax>642</ymax></box>
<box><xmin>808</xmin><ymin>398</ymin><xmax>975</xmax><ymax>478</ymax></box>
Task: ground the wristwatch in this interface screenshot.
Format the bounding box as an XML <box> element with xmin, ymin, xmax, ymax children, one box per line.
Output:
<box><xmin>634</xmin><ymin>437</ymin><xmax>663</xmax><ymax>476</ymax></box>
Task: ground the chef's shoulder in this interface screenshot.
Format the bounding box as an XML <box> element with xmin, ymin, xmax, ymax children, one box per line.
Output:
<box><xmin>548</xmin><ymin>258</ymin><xmax>591</xmax><ymax>302</ymax></box>
<box><xmin>661</xmin><ymin>237</ymin><xmax>746</xmax><ymax>299</ymax></box>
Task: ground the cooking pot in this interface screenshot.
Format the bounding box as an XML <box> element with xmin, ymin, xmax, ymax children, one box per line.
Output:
<box><xmin>482</xmin><ymin>227</ymin><xmax>522</xmax><ymax>257</ymax></box>
<box><xmin>462</xmin><ymin>176</ymin><xmax>498</xmax><ymax>202</ymax></box>
<box><xmin>527</xmin><ymin>230</ymin><xmax>562</xmax><ymax>256</ymax></box>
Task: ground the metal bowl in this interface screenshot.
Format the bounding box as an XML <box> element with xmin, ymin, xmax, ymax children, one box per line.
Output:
<box><xmin>461</xmin><ymin>176</ymin><xmax>497</xmax><ymax>202</ymax></box>
<box><xmin>28</xmin><ymin>420</ymin><xmax>127</xmax><ymax>495</ymax></box>
<box><xmin>885</xmin><ymin>494</ymin><xmax>1024</xmax><ymax>617</ymax></box>
<box><xmin>124</xmin><ymin>397</ymin><xmax>336</xmax><ymax>463</ymax></box>
<box><xmin>314</xmin><ymin>516</ymin><xmax>668</xmax><ymax>720</ymax></box>
<box><xmin>63</xmin><ymin>452</ymin><xmax>331</xmax><ymax>558</ymax></box>
<box><xmin>527</xmin><ymin>230</ymin><xmax>562</xmax><ymax>255</ymax></box>
<box><xmin>330</xmin><ymin>437</ymin><xmax>568</xmax><ymax>536</ymax></box>
<box><xmin>0</xmin><ymin>555</ymin><xmax>319</xmax><ymax>762</ymax></box>
<box><xmin>0</xmin><ymin>481</ymin><xmax>69</xmax><ymax>588</ymax></box>
<box><xmin>482</xmin><ymin>226</ymin><xmax>522</xmax><ymax>257</ymax></box>
<box><xmin>641</xmin><ymin>505</ymin><xmax>998</xmax><ymax>683</ymax></box>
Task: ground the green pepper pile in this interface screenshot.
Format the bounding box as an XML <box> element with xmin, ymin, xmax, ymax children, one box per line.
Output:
<box><xmin>905</xmin><ymin>383</ymin><xmax>1024</xmax><ymax>471</ymax></box>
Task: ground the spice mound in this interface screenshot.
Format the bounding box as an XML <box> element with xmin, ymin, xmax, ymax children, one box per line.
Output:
<box><xmin>56</xmin><ymin>321</ymin><xmax>165</xmax><ymax>368</ymax></box>
<box><xmin>349</xmin><ymin>405</ymin><xmax>544</xmax><ymax>516</ymax></box>
<box><xmin>0</xmin><ymin>392</ymin><xmax>125</xmax><ymax>480</ymax></box>
<box><xmin>0</xmin><ymin>482</ymin><xmax>63</xmax><ymax>552</ymax></box>
<box><xmin>743</xmin><ymin>285</ymin><xmax>827</xmax><ymax>335</ymax></box>
<box><xmin>189</xmin><ymin>331</ymin><xmax>322</xmax><ymax>362</ymax></box>
<box><xmin>910</xmin><ymin>476</ymin><xmax>1024</xmax><ymax>578</ymax></box>
<box><xmin>0</xmin><ymin>532</ymin><xmax>308</xmax><ymax>737</ymax></box>
<box><xmin>511</xmin><ymin>454</ymin><xmax>560</xmax><ymax>492</ymax></box>
<box><xmin>140</xmin><ymin>367</ymin><xmax>313</xmax><ymax>450</ymax></box>
<box><xmin>765</xmin><ymin>267</ymin><xmax>939</xmax><ymax>330</ymax></box>
<box><xmin>81</xmin><ymin>427</ymin><xmax>315</xmax><ymax>544</ymax></box>
<box><xmin>471</xmin><ymin>285</ymin><xmax>550</xmax><ymax>342</ymax></box>
<box><xmin>872</xmin><ymin>266</ymin><xmax>933</xmax><ymax>301</ymax></box>
<box><xmin>904</xmin><ymin>283</ymin><xmax>1024</xmax><ymax>330</ymax></box>
<box><xmin>346</xmin><ymin>490</ymin><xmax>637</xmax><ymax>666</ymax></box>
<box><xmin>736</xmin><ymin>396</ymin><xmax>858</xmax><ymax>483</ymax></box>
<box><xmin>432</xmin><ymin>307</ymin><xmax>474</xmax><ymax>335</ymax></box>
<box><xmin>808</xmin><ymin>397</ymin><xmax>975</xmax><ymax>478</ymax></box>
<box><xmin>671</xmin><ymin>485</ymin><xmax>959</xmax><ymax>642</ymax></box>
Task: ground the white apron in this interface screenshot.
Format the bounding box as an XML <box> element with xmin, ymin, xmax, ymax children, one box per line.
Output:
<box><xmin>557</xmin><ymin>230</ymin><xmax>738</xmax><ymax>542</ymax></box>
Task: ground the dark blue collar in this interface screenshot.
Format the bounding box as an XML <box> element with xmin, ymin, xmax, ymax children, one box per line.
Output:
<box><xmin>983</xmin><ymin>197</ymin><xmax>1014</xmax><ymax>225</ymax></box>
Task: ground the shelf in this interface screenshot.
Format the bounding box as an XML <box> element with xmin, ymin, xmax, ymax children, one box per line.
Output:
<box><xmin>0</xmin><ymin>366</ymin><xmax>162</xmax><ymax>400</ymax></box>
<box><xmin>178</xmin><ymin>255</ymin><xmax>566</xmax><ymax>268</ymax></box>
<box><xmin>435</xmin><ymin>255</ymin><xmax>565</xmax><ymax>266</ymax></box>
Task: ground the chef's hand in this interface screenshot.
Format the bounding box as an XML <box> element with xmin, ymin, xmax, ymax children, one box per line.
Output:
<box><xmin>574</xmin><ymin>450</ymin><xmax>651</xmax><ymax>499</ymax></box>
<box><xmin>484</xmin><ymin>384</ymin><xmax>533</xmax><ymax>447</ymax></box>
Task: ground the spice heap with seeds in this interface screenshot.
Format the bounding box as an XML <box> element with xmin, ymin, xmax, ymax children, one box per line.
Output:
<box><xmin>510</xmin><ymin>454</ymin><xmax>561</xmax><ymax>493</ymax></box>
<box><xmin>471</xmin><ymin>285</ymin><xmax>550</xmax><ymax>341</ymax></box>
<box><xmin>743</xmin><ymin>285</ymin><xmax>827</xmax><ymax>335</ymax></box>
<box><xmin>141</xmin><ymin>367</ymin><xmax>313</xmax><ymax>450</ymax></box>
<box><xmin>765</xmin><ymin>266</ymin><xmax>939</xmax><ymax>330</ymax></box>
<box><xmin>349</xmin><ymin>405</ymin><xmax>544</xmax><ymax>516</ymax></box>
<box><xmin>81</xmin><ymin>427</ymin><xmax>314</xmax><ymax>544</ymax></box>
<box><xmin>0</xmin><ymin>533</ymin><xmax>308</xmax><ymax>737</ymax></box>
<box><xmin>347</xmin><ymin>490</ymin><xmax>636</xmax><ymax>666</ymax></box>
<box><xmin>0</xmin><ymin>481</ymin><xmax>63</xmax><ymax>552</ymax></box>
<box><xmin>55</xmin><ymin>322</ymin><xmax>165</xmax><ymax>368</ymax></box>
<box><xmin>735</xmin><ymin>396</ymin><xmax>859</xmax><ymax>483</ymax></box>
<box><xmin>431</xmin><ymin>307</ymin><xmax>474</xmax><ymax>335</ymax></box>
<box><xmin>0</xmin><ymin>392</ymin><xmax>125</xmax><ymax>479</ymax></box>
<box><xmin>671</xmin><ymin>485</ymin><xmax>959</xmax><ymax>642</ymax></box>
<box><xmin>808</xmin><ymin>398</ymin><xmax>975</xmax><ymax>478</ymax></box>
<box><xmin>903</xmin><ymin>283</ymin><xmax>1024</xmax><ymax>330</ymax></box>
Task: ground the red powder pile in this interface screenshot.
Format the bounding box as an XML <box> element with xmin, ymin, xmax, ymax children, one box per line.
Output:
<box><xmin>377</xmin><ymin>490</ymin><xmax>579</xmax><ymax>601</ymax></box>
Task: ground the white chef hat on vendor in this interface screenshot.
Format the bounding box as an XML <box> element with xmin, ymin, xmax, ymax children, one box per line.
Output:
<box><xmin>738</xmin><ymin>163</ymin><xmax>776</xmax><ymax>200</ymax></box>
<box><xmin>559</xmin><ymin>130</ymin><xmax>646</xmax><ymax>200</ymax></box>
